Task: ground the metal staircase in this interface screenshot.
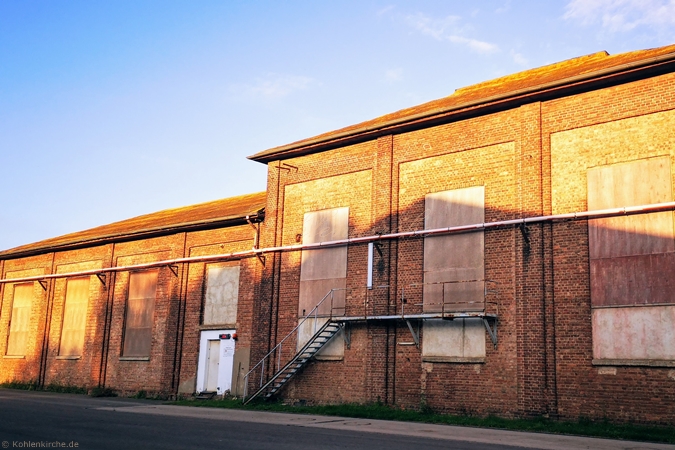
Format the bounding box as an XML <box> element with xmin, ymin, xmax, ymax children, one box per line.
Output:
<box><xmin>242</xmin><ymin>282</ymin><xmax>501</xmax><ymax>405</ymax></box>
<box><xmin>242</xmin><ymin>289</ymin><xmax>345</xmax><ymax>404</ymax></box>
<box><xmin>243</xmin><ymin>320</ymin><xmax>342</xmax><ymax>404</ymax></box>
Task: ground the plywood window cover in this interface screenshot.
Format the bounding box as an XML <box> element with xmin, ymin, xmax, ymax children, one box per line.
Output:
<box><xmin>588</xmin><ymin>158</ymin><xmax>675</xmax><ymax>363</ymax></box>
<box><xmin>298</xmin><ymin>207</ymin><xmax>349</xmax><ymax>317</ymax></box>
<box><xmin>587</xmin><ymin>156</ymin><xmax>675</xmax><ymax>307</ymax></box>
<box><xmin>122</xmin><ymin>270</ymin><xmax>158</xmax><ymax>358</ymax></box>
<box><xmin>422</xmin><ymin>318</ymin><xmax>486</xmax><ymax>360</ymax></box>
<box><xmin>203</xmin><ymin>264</ymin><xmax>240</xmax><ymax>326</ymax></box>
<box><xmin>59</xmin><ymin>277</ymin><xmax>90</xmax><ymax>357</ymax></box>
<box><xmin>6</xmin><ymin>283</ymin><xmax>33</xmax><ymax>356</ymax></box>
<box><xmin>423</xmin><ymin>186</ymin><xmax>486</xmax><ymax>313</ymax></box>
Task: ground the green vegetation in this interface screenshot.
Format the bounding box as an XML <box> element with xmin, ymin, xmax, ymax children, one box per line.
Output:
<box><xmin>0</xmin><ymin>380</ymin><xmax>40</xmax><ymax>391</ymax></box>
<box><xmin>2</xmin><ymin>380</ymin><xmax>92</xmax><ymax>396</ymax></box>
<box><xmin>2</xmin><ymin>380</ymin><xmax>672</xmax><ymax>444</ymax></box>
<box><xmin>89</xmin><ymin>386</ymin><xmax>117</xmax><ymax>397</ymax></box>
<box><xmin>171</xmin><ymin>397</ymin><xmax>675</xmax><ymax>445</ymax></box>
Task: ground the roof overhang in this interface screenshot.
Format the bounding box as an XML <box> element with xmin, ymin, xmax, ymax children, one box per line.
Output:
<box><xmin>249</xmin><ymin>50</ymin><xmax>675</xmax><ymax>164</ymax></box>
<box><xmin>0</xmin><ymin>209</ymin><xmax>264</xmax><ymax>260</ymax></box>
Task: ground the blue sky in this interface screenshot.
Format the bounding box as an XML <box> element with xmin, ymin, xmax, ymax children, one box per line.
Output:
<box><xmin>1</xmin><ymin>0</ymin><xmax>674</xmax><ymax>251</ymax></box>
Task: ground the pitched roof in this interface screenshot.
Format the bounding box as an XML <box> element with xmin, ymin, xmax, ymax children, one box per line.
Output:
<box><xmin>249</xmin><ymin>44</ymin><xmax>675</xmax><ymax>163</ymax></box>
<box><xmin>0</xmin><ymin>192</ymin><xmax>266</xmax><ymax>258</ymax></box>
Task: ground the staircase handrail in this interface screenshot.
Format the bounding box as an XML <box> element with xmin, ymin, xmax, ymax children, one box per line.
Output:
<box><xmin>242</xmin><ymin>319</ymin><xmax>340</xmax><ymax>404</ymax></box>
<box><xmin>242</xmin><ymin>288</ymin><xmax>342</xmax><ymax>401</ymax></box>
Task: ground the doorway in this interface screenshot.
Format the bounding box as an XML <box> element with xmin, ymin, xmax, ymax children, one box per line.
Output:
<box><xmin>196</xmin><ymin>329</ymin><xmax>235</xmax><ymax>395</ymax></box>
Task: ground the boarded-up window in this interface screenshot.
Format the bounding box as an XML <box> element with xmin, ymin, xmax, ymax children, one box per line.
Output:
<box><xmin>204</xmin><ymin>265</ymin><xmax>240</xmax><ymax>325</ymax></box>
<box><xmin>298</xmin><ymin>207</ymin><xmax>349</xmax><ymax>317</ymax></box>
<box><xmin>422</xmin><ymin>187</ymin><xmax>486</xmax><ymax>361</ymax></box>
<box><xmin>423</xmin><ymin>186</ymin><xmax>485</xmax><ymax>312</ymax></box>
<box><xmin>588</xmin><ymin>157</ymin><xmax>675</xmax><ymax>362</ymax></box>
<box><xmin>6</xmin><ymin>283</ymin><xmax>33</xmax><ymax>356</ymax></box>
<box><xmin>122</xmin><ymin>271</ymin><xmax>158</xmax><ymax>357</ymax></box>
<box><xmin>59</xmin><ymin>277</ymin><xmax>90</xmax><ymax>357</ymax></box>
<box><xmin>588</xmin><ymin>156</ymin><xmax>675</xmax><ymax>307</ymax></box>
<box><xmin>422</xmin><ymin>319</ymin><xmax>485</xmax><ymax>362</ymax></box>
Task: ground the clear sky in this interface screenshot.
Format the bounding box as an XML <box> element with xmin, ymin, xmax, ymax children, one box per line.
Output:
<box><xmin>1</xmin><ymin>0</ymin><xmax>674</xmax><ymax>251</ymax></box>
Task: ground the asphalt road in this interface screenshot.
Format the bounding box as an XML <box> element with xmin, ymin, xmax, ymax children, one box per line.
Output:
<box><xmin>0</xmin><ymin>389</ymin><xmax>527</xmax><ymax>450</ymax></box>
<box><xmin>1</xmin><ymin>389</ymin><xmax>672</xmax><ymax>450</ymax></box>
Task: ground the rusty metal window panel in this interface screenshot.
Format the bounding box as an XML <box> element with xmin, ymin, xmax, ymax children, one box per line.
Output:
<box><xmin>6</xmin><ymin>283</ymin><xmax>33</xmax><ymax>356</ymax></box>
<box><xmin>423</xmin><ymin>186</ymin><xmax>485</xmax><ymax>313</ymax></box>
<box><xmin>59</xmin><ymin>277</ymin><xmax>90</xmax><ymax>357</ymax></box>
<box><xmin>588</xmin><ymin>156</ymin><xmax>674</xmax><ymax>307</ymax></box>
<box><xmin>122</xmin><ymin>270</ymin><xmax>158</xmax><ymax>357</ymax></box>
<box><xmin>299</xmin><ymin>207</ymin><xmax>349</xmax><ymax>317</ymax></box>
<box><xmin>204</xmin><ymin>265</ymin><xmax>240</xmax><ymax>325</ymax></box>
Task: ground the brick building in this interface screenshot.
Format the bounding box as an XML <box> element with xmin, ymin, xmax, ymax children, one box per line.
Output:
<box><xmin>0</xmin><ymin>193</ymin><xmax>265</xmax><ymax>397</ymax></box>
<box><xmin>2</xmin><ymin>44</ymin><xmax>675</xmax><ymax>424</ymax></box>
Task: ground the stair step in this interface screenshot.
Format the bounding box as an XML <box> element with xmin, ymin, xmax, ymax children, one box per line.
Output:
<box><xmin>244</xmin><ymin>321</ymin><xmax>343</xmax><ymax>404</ymax></box>
<box><xmin>194</xmin><ymin>391</ymin><xmax>217</xmax><ymax>400</ymax></box>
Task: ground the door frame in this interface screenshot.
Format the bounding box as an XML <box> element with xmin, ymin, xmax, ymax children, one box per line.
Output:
<box><xmin>196</xmin><ymin>329</ymin><xmax>236</xmax><ymax>395</ymax></box>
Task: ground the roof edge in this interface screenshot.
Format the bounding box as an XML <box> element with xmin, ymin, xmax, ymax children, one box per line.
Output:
<box><xmin>0</xmin><ymin>210</ymin><xmax>265</xmax><ymax>260</ymax></box>
<box><xmin>249</xmin><ymin>50</ymin><xmax>675</xmax><ymax>164</ymax></box>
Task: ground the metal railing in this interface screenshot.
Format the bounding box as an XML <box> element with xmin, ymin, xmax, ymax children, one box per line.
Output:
<box><xmin>399</xmin><ymin>279</ymin><xmax>499</xmax><ymax>318</ymax></box>
<box><xmin>242</xmin><ymin>288</ymin><xmax>344</xmax><ymax>401</ymax></box>
<box><xmin>242</xmin><ymin>281</ymin><xmax>500</xmax><ymax>400</ymax></box>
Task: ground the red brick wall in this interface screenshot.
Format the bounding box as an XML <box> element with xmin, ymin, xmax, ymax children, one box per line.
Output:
<box><xmin>0</xmin><ymin>223</ymin><xmax>259</xmax><ymax>398</ymax></box>
<box><xmin>256</xmin><ymin>71</ymin><xmax>675</xmax><ymax>424</ymax></box>
<box><xmin>2</xmin><ymin>69</ymin><xmax>675</xmax><ymax>424</ymax></box>
<box><xmin>543</xmin><ymin>72</ymin><xmax>675</xmax><ymax>424</ymax></box>
<box><xmin>0</xmin><ymin>253</ymin><xmax>55</xmax><ymax>385</ymax></box>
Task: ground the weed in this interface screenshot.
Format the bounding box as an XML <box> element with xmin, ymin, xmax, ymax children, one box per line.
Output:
<box><xmin>89</xmin><ymin>387</ymin><xmax>117</xmax><ymax>397</ymax></box>
<box><xmin>169</xmin><ymin>399</ymin><xmax>675</xmax><ymax>444</ymax></box>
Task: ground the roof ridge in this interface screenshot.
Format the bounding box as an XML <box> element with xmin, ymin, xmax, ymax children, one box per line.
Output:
<box><xmin>453</xmin><ymin>50</ymin><xmax>610</xmax><ymax>96</ymax></box>
<box><xmin>249</xmin><ymin>43</ymin><xmax>675</xmax><ymax>163</ymax></box>
<box><xmin>0</xmin><ymin>191</ymin><xmax>267</xmax><ymax>257</ymax></box>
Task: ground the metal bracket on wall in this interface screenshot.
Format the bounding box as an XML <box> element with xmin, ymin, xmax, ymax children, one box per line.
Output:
<box><xmin>342</xmin><ymin>323</ymin><xmax>351</xmax><ymax>349</ymax></box>
<box><xmin>405</xmin><ymin>319</ymin><xmax>420</xmax><ymax>349</ymax></box>
<box><xmin>255</xmin><ymin>252</ymin><xmax>266</xmax><ymax>267</ymax></box>
<box><xmin>280</xmin><ymin>162</ymin><xmax>298</xmax><ymax>172</ymax></box>
<box><xmin>483</xmin><ymin>317</ymin><xmax>498</xmax><ymax>349</ymax></box>
<box><xmin>96</xmin><ymin>273</ymin><xmax>106</xmax><ymax>286</ymax></box>
<box><xmin>168</xmin><ymin>265</ymin><xmax>179</xmax><ymax>277</ymax></box>
<box><xmin>37</xmin><ymin>280</ymin><xmax>48</xmax><ymax>291</ymax></box>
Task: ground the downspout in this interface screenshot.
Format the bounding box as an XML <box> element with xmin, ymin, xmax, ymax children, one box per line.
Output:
<box><xmin>272</xmin><ymin>162</ymin><xmax>286</xmax><ymax>379</ymax></box>
<box><xmin>171</xmin><ymin>231</ymin><xmax>189</xmax><ymax>398</ymax></box>
<box><xmin>38</xmin><ymin>252</ymin><xmax>56</xmax><ymax>388</ymax></box>
<box><xmin>99</xmin><ymin>242</ymin><xmax>116</xmax><ymax>389</ymax></box>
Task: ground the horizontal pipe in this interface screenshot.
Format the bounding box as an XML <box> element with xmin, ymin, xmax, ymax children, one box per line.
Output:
<box><xmin>2</xmin><ymin>201</ymin><xmax>675</xmax><ymax>285</ymax></box>
<box><xmin>338</xmin><ymin>312</ymin><xmax>497</xmax><ymax>321</ymax></box>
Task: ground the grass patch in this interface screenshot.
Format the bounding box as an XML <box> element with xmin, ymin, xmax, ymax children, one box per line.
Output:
<box><xmin>2</xmin><ymin>380</ymin><xmax>89</xmax><ymax>396</ymax></box>
<box><xmin>43</xmin><ymin>383</ymin><xmax>87</xmax><ymax>395</ymax></box>
<box><xmin>89</xmin><ymin>386</ymin><xmax>117</xmax><ymax>398</ymax></box>
<box><xmin>170</xmin><ymin>398</ymin><xmax>675</xmax><ymax>444</ymax></box>
<box><xmin>0</xmin><ymin>380</ymin><xmax>40</xmax><ymax>391</ymax></box>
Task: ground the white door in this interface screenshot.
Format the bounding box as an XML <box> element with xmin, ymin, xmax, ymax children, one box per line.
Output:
<box><xmin>197</xmin><ymin>329</ymin><xmax>236</xmax><ymax>395</ymax></box>
<box><xmin>205</xmin><ymin>340</ymin><xmax>220</xmax><ymax>392</ymax></box>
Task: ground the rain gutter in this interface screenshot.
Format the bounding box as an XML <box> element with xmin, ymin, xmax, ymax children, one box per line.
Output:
<box><xmin>248</xmin><ymin>52</ymin><xmax>675</xmax><ymax>163</ymax></box>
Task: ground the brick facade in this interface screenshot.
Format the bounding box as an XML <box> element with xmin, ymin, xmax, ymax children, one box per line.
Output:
<box><xmin>250</xmin><ymin>50</ymin><xmax>675</xmax><ymax>424</ymax></box>
<box><xmin>0</xmin><ymin>198</ymin><xmax>263</xmax><ymax>398</ymax></box>
<box><xmin>2</xmin><ymin>46</ymin><xmax>675</xmax><ymax>424</ymax></box>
